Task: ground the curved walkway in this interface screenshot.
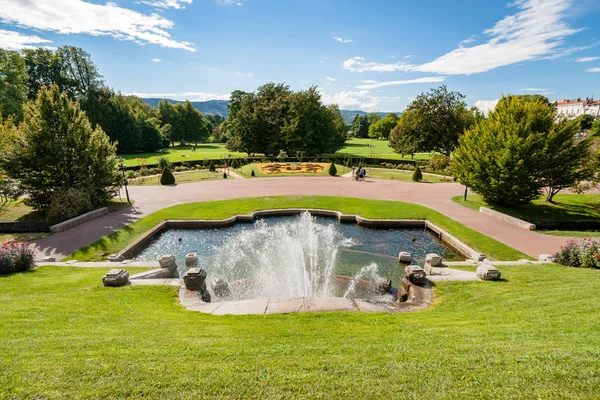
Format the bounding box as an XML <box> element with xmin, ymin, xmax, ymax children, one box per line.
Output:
<box><xmin>32</xmin><ymin>176</ymin><xmax>572</xmax><ymax>260</ymax></box>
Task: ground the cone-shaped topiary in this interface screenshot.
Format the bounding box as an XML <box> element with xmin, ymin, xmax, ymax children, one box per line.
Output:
<box><xmin>160</xmin><ymin>167</ymin><xmax>176</xmax><ymax>185</ymax></box>
<box><xmin>223</xmin><ymin>172</ymin><xmax>227</xmax><ymax>179</ymax></box>
<box><xmin>412</xmin><ymin>166</ymin><xmax>422</xmax><ymax>182</ymax></box>
<box><xmin>329</xmin><ymin>163</ymin><xmax>337</xmax><ymax>176</ymax></box>
<box><xmin>209</xmin><ymin>161</ymin><xmax>216</xmax><ymax>172</ymax></box>
<box><xmin>231</xmin><ymin>159</ymin><xmax>240</xmax><ymax>169</ymax></box>
<box><xmin>251</xmin><ymin>169</ymin><xmax>255</xmax><ymax>177</ymax></box>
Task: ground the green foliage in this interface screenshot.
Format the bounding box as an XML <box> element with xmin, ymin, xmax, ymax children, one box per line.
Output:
<box><xmin>427</xmin><ymin>154</ymin><xmax>450</xmax><ymax>171</ymax></box>
<box><xmin>453</xmin><ymin>95</ymin><xmax>591</xmax><ymax>206</ymax></box>
<box><xmin>160</xmin><ymin>167</ymin><xmax>176</xmax><ymax>185</ymax></box>
<box><xmin>592</xmin><ymin>119</ymin><xmax>600</xmax><ymax>137</ymax></box>
<box><xmin>157</xmin><ymin>156</ymin><xmax>172</xmax><ymax>170</ymax></box>
<box><xmin>412</xmin><ymin>166</ymin><xmax>422</xmax><ymax>182</ymax></box>
<box><xmin>0</xmin><ymin>85</ymin><xmax>121</xmax><ymax>210</ymax></box>
<box><xmin>46</xmin><ymin>187</ymin><xmax>93</xmax><ymax>224</ymax></box>
<box><xmin>223</xmin><ymin>172</ymin><xmax>228</xmax><ymax>179</ymax></box>
<box><xmin>576</xmin><ymin>114</ymin><xmax>596</xmax><ymax>131</ymax></box>
<box><xmin>209</xmin><ymin>161</ymin><xmax>216</xmax><ymax>172</ymax></box>
<box><xmin>350</xmin><ymin>114</ymin><xmax>370</xmax><ymax>138</ymax></box>
<box><xmin>389</xmin><ymin>110</ymin><xmax>422</xmax><ymax>158</ymax></box>
<box><xmin>328</xmin><ymin>162</ymin><xmax>337</xmax><ymax>176</ymax></box>
<box><xmin>0</xmin><ymin>49</ymin><xmax>28</xmax><ymax>122</ymax></box>
<box><xmin>368</xmin><ymin>113</ymin><xmax>398</xmax><ymax>139</ymax></box>
<box><xmin>556</xmin><ymin>238</ymin><xmax>600</xmax><ymax>269</ymax></box>
<box><xmin>231</xmin><ymin>159</ymin><xmax>240</xmax><ymax>169</ymax></box>
<box><xmin>0</xmin><ymin>240</ymin><xmax>35</xmax><ymax>275</ymax></box>
<box><xmin>251</xmin><ymin>169</ymin><xmax>256</xmax><ymax>177</ymax></box>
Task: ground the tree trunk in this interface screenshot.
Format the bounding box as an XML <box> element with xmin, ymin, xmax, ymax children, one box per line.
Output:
<box><xmin>464</xmin><ymin>185</ymin><xmax>468</xmax><ymax>201</ymax></box>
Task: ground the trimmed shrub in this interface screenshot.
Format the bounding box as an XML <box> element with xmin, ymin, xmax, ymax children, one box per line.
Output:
<box><xmin>160</xmin><ymin>167</ymin><xmax>176</xmax><ymax>185</ymax></box>
<box><xmin>157</xmin><ymin>156</ymin><xmax>172</xmax><ymax>170</ymax></box>
<box><xmin>46</xmin><ymin>188</ymin><xmax>93</xmax><ymax>224</ymax></box>
<box><xmin>209</xmin><ymin>161</ymin><xmax>216</xmax><ymax>172</ymax></box>
<box><xmin>412</xmin><ymin>166</ymin><xmax>423</xmax><ymax>182</ymax></box>
<box><xmin>329</xmin><ymin>163</ymin><xmax>337</xmax><ymax>176</ymax></box>
<box><xmin>231</xmin><ymin>159</ymin><xmax>240</xmax><ymax>169</ymax></box>
<box><xmin>556</xmin><ymin>238</ymin><xmax>600</xmax><ymax>269</ymax></box>
<box><xmin>0</xmin><ymin>241</ymin><xmax>36</xmax><ymax>275</ymax></box>
<box><xmin>251</xmin><ymin>169</ymin><xmax>256</xmax><ymax>177</ymax></box>
<box><xmin>428</xmin><ymin>154</ymin><xmax>450</xmax><ymax>172</ymax></box>
<box><xmin>223</xmin><ymin>172</ymin><xmax>228</xmax><ymax>179</ymax></box>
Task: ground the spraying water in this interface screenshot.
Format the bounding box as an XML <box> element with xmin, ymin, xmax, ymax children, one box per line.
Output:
<box><xmin>342</xmin><ymin>263</ymin><xmax>382</xmax><ymax>298</ymax></box>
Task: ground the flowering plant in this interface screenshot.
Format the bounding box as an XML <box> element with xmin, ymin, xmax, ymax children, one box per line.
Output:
<box><xmin>555</xmin><ymin>238</ymin><xmax>600</xmax><ymax>269</ymax></box>
<box><xmin>0</xmin><ymin>241</ymin><xmax>36</xmax><ymax>275</ymax></box>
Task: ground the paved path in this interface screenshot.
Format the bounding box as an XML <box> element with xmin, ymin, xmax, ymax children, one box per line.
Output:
<box><xmin>32</xmin><ymin>176</ymin><xmax>573</xmax><ymax>260</ymax></box>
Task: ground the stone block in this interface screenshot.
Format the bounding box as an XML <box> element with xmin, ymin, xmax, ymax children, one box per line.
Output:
<box><xmin>108</xmin><ymin>254</ymin><xmax>124</xmax><ymax>262</ymax></box>
<box><xmin>539</xmin><ymin>254</ymin><xmax>556</xmax><ymax>263</ymax></box>
<box><xmin>476</xmin><ymin>264</ymin><xmax>501</xmax><ymax>281</ymax></box>
<box><xmin>425</xmin><ymin>253</ymin><xmax>442</xmax><ymax>267</ymax></box>
<box><xmin>183</xmin><ymin>268</ymin><xmax>211</xmax><ymax>302</ymax></box>
<box><xmin>39</xmin><ymin>256</ymin><xmax>56</xmax><ymax>262</ymax></box>
<box><xmin>398</xmin><ymin>251</ymin><xmax>411</xmax><ymax>263</ymax></box>
<box><xmin>185</xmin><ymin>252</ymin><xmax>198</xmax><ymax>269</ymax></box>
<box><xmin>404</xmin><ymin>265</ymin><xmax>427</xmax><ymax>286</ymax></box>
<box><xmin>211</xmin><ymin>279</ymin><xmax>231</xmax><ymax>298</ymax></box>
<box><xmin>102</xmin><ymin>269</ymin><xmax>129</xmax><ymax>287</ymax></box>
<box><xmin>476</xmin><ymin>253</ymin><xmax>486</xmax><ymax>262</ymax></box>
<box><xmin>423</xmin><ymin>263</ymin><xmax>446</xmax><ymax>276</ymax></box>
<box><xmin>401</xmin><ymin>276</ymin><xmax>412</xmax><ymax>293</ymax></box>
<box><xmin>158</xmin><ymin>254</ymin><xmax>176</xmax><ymax>270</ymax></box>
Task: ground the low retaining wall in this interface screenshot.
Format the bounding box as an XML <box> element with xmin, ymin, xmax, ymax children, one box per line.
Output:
<box><xmin>0</xmin><ymin>221</ymin><xmax>50</xmax><ymax>233</ymax></box>
<box><xmin>50</xmin><ymin>207</ymin><xmax>108</xmax><ymax>233</ymax></box>
<box><xmin>479</xmin><ymin>207</ymin><xmax>536</xmax><ymax>231</ymax></box>
<box><xmin>116</xmin><ymin>209</ymin><xmax>483</xmax><ymax>261</ymax></box>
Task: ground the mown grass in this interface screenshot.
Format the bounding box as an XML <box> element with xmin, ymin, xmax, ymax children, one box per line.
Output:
<box><xmin>64</xmin><ymin>196</ymin><xmax>530</xmax><ymax>262</ymax></box>
<box><xmin>0</xmin><ymin>198</ymin><xmax>131</xmax><ymax>222</ymax></box>
<box><xmin>367</xmin><ymin>168</ymin><xmax>453</xmax><ymax>183</ymax></box>
<box><xmin>121</xmin><ymin>144</ymin><xmax>247</xmax><ymax>167</ymax></box>
<box><xmin>0</xmin><ymin>264</ymin><xmax>598</xmax><ymax>398</ymax></box>
<box><xmin>337</xmin><ymin>138</ymin><xmax>432</xmax><ymax>160</ymax></box>
<box><xmin>129</xmin><ymin>170</ymin><xmax>224</xmax><ymax>186</ymax></box>
<box><xmin>0</xmin><ymin>232</ymin><xmax>50</xmax><ymax>242</ymax></box>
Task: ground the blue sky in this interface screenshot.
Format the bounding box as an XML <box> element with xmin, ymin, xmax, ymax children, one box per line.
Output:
<box><xmin>1</xmin><ymin>0</ymin><xmax>599</xmax><ymax>113</ymax></box>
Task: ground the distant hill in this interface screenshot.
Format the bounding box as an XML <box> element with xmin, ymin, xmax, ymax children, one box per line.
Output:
<box><xmin>140</xmin><ymin>98</ymin><xmax>398</xmax><ymax>125</ymax></box>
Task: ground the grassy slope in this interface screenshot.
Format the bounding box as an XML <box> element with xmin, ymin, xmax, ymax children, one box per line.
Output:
<box><xmin>0</xmin><ymin>199</ymin><xmax>131</xmax><ymax>222</ymax></box>
<box><xmin>121</xmin><ymin>144</ymin><xmax>247</xmax><ymax>167</ymax></box>
<box><xmin>337</xmin><ymin>138</ymin><xmax>432</xmax><ymax>160</ymax></box>
<box><xmin>129</xmin><ymin>170</ymin><xmax>224</xmax><ymax>186</ymax></box>
<box><xmin>454</xmin><ymin>194</ymin><xmax>600</xmax><ymax>224</ymax></box>
<box><xmin>65</xmin><ymin>196</ymin><xmax>530</xmax><ymax>262</ymax></box>
<box><xmin>0</xmin><ymin>265</ymin><xmax>598</xmax><ymax>398</ymax></box>
<box><xmin>368</xmin><ymin>168</ymin><xmax>453</xmax><ymax>183</ymax></box>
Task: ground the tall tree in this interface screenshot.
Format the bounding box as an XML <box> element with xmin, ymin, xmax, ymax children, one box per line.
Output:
<box><xmin>350</xmin><ymin>114</ymin><xmax>370</xmax><ymax>138</ymax></box>
<box><xmin>0</xmin><ymin>85</ymin><xmax>120</xmax><ymax>210</ymax></box>
<box><xmin>179</xmin><ymin>100</ymin><xmax>209</xmax><ymax>144</ymax></box>
<box><xmin>389</xmin><ymin>110</ymin><xmax>422</xmax><ymax>158</ymax></box>
<box><xmin>367</xmin><ymin>113</ymin><xmax>382</xmax><ymax>126</ymax></box>
<box><xmin>369</xmin><ymin>113</ymin><xmax>398</xmax><ymax>139</ymax></box>
<box><xmin>0</xmin><ymin>49</ymin><xmax>28</xmax><ymax>122</ymax></box>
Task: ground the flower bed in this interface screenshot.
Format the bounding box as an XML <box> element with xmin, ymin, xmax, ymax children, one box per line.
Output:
<box><xmin>0</xmin><ymin>241</ymin><xmax>36</xmax><ymax>275</ymax></box>
<box><xmin>255</xmin><ymin>163</ymin><xmax>328</xmax><ymax>174</ymax></box>
<box><xmin>555</xmin><ymin>238</ymin><xmax>600</xmax><ymax>269</ymax></box>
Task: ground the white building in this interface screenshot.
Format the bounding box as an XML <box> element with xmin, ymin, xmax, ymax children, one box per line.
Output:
<box><xmin>555</xmin><ymin>98</ymin><xmax>600</xmax><ymax>119</ymax></box>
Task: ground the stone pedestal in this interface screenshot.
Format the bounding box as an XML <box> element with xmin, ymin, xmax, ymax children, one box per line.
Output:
<box><xmin>108</xmin><ymin>254</ymin><xmax>124</xmax><ymax>262</ymax></box>
<box><xmin>39</xmin><ymin>256</ymin><xmax>56</xmax><ymax>262</ymax></box>
<box><xmin>398</xmin><ymin>252</ymin><xmax>411</xmax><ymax>263</ymax></box>
<box><xmin>158</xmin><ymin>254</ymin><xmax>176</xmax><ymax>270</ymax></box>
<box><xmin>183</xmin><ymin>268</ymin><xmax>211</xmax><ymax>302</ymax></box>
<box><xmin>102</xmin><ymin>269</ymin><xmax>129</xmax><ymax>287</ymax></box>
<box><xmin>476</xmin><ymin>263</ymin><xmax>501</xmax><ymax>281</ymax></box>
<box><xmin>211</xmin><ymin>279</ymin><xmax>231</xmax><ymax>298</ymax></box>
<box><xmin>185</xmin><ymin>252</ymin><xmax>198</xmax><ymax>269</ymax></box>
<box><xmin>425</xmin><ymin>253</ymin><xmax>442</xmax><ymax>267</ymax></box>
<box><xmin>538</xmin><ymin>254</ymin><xmax>556</xmax><ymax>263</ymax></box>
<box><xmin>404</xmin><ymin>265</ymin><xmax>426</xmax><ymax>286</ymax></box>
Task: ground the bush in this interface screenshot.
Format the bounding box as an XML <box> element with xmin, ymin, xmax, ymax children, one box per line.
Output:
<box><xmin>428</xmin><ymin>154</ymin><xmax>450</xmax><ymax>171</ymax></box>
<box><xmin>251</xmin><ymin>169</ymin><xmax>255</xmax><ymax>177</ymax></box>
<box><xmin>174</xmin><ymin>166</ymin><xmax>188</xmax><ymax>172</ymax></box>
<box><xmin>556</xmin><ymin>238</ymin><xmax>600</xmax><ymax>269</ymax></box>
<box><xmin>160</xmin><ymin>167</ymin><xmax>176</xmax><ymax>185</ymax></box>
<box><xmin>209</xmin><ymin>161</ymin><xmax>216</xmax><ymax>172</ymax></box>
<box><xmin>231</xmin><ymin>159</ymin><xmax>240</xmax><ymax>169</ymax></box>
<box><xmin>412</xmin><ymin>166</ymin><xmax>423</xmax><ymax>182</ymax></box>
<box><xmin>329</xmin><ymin>163</ymin><xmax>337</xmax><ymax>176</ymax></box>
<box><xmin>157</xmin><ymin>156</ymin><xmax>172</xmax><ymax>170</ymax></box>
<box><xmin>46</xmin><ymin>188</ymin><xmax>93</xmax><ymax>224</ymax></box>
<box><xmin>0</xmin><ymin>241</ymin><xmax>36</xmax><ymax>275</ymax></box>
<box><xmin>223</xmin><ymin>172</ymin><xmax>228</xmax><ymax>179</ymax></box>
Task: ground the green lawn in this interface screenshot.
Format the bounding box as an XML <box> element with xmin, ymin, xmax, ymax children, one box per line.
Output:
<box><xmin>0</xmin><ymin>199</ymin><xmax>131</xmax><ymax>222</ymax></box>
<box><xmin>1</xmin><ymin>264</ymin><xmax>598</xmax><ymax>398</ymax></box>
<box><xmin>121</xmin><ymin>144</ymin><xmax>248</xmax><ymax>167</ymax></box>
<box><xmin>454</xmin><ymin>194</ymin><xmax>600</xmax><ymax>226</ymax></box>
<box><xmin>65</xmin><ymin>196</ymin><xmax>530</xmax><ymax>262</ymax></box>
<box><xmin>0</xmin><ymin>232</ymin><xmax>50</xmax><ymax>242</ymax></box>
<box><xmin>239</xmin><ymin>163</ymin><xmax>350</xmax><ymax>178</ymax></box>
<box><xmin>336</xmin><ymin>138</ymin><xmax>432</xmax><ymax>161</ymax></box>
<box><xmin>367</xmin><ymin>168</ymin><xmax>453</xmax><ymax>183</ymax></box>
<box><xmin>129</xmin><ymin>170</ymin><xmax>224</xmax><ymax>186</ymax></box>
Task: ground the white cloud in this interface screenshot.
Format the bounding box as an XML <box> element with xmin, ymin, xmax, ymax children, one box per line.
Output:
<box><xmin>586</xmin><ymin>67</ymin><xmax>600</xmax><ymax>72</ymax></box>
<box><xmin>217</xmin><ymin>0</ymin><xmax>245</xmax><ymax>6</ymax></box>
<box><xmin>235</xmin><ymin>72</ymin><xmax>253</xmax><ymax>77</ymax></box>
<box><xmin>576</xmin><ymin>57</ymin><xmax>599</xmax><ymax>62</ymax></box>
<box><xmin>342</xmin><ymin>56</ymin><xmax>414</xmax><ymax>72</ymax></box>
<box><xmin>317</xmin><ymin>60</ymin><xmax>325</xmax><ymax>64</ymax></box>
<box><xmin>0</xmin><ymin>29</ymin><xmax>52</xmax><ymax>50</ymax></box>
<box><xmin>138</xmin><ymin>0</ymin><xmax>192</xmax><ymax>9</ymax></box>
<box><xmin>403</xmin><ymin>55</ymin><xmax>415</xmax><ymax>59</ymax></box>
<box><xmin>459</xmin><ymin>35</ymin><xmax>477</xmax><ymax>46</ymax></box>
<box><xmin>414</xmin><ymin>0</ymin><xmax>582</xmax><ymax>74</ymax></box>
<box><xmin>333</xmin><ymin>36</ymin><xmax>352</xmax><ymax>43</ymax></box>
<box><xmin>359</xmin><ymin>80</ymin><xmax>378</xmax><ymax>84</ymax></box>
<box><xmin>125</xmin><ymin>92</ymin><xmax>230</xmax><ymax>101</ymax></box>
<box><xmin>320</xmin><ymin>90</ymin><xmax>380</xmax><ymax>111</ymax></box>
<box><xmin>519</xmin><ymin>87</ymin><xmax>547</xmax><ymax>91</ymax></box>
<box><xmin>474</xmin><ymin>99</ymin><xmax>499</xmax><ymax>116</ymax></box>
<box><xmin>151</xmin><ymin>58</ymin><xmax>162</xmax><ymax>63</ymax></box>
<box><xmin>0</xmin><ymin>0</ymin><xmax>195</xmax><ymax>52</ymax></box>
<box><xmin>325</xmin><ymin>77</ymin><xmax>336</xmax><ymax>82</ymax></box>
<box><xmin>355</xmin><ymin>77</ymin><xmax>446</xmax><ymax>90</ymax></box>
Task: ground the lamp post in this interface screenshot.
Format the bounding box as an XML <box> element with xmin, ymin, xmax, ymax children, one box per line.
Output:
<box><xmin>119</xmin><ymin>158</ymin><xmax>131</xmax><ymax>205</ymax></box>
